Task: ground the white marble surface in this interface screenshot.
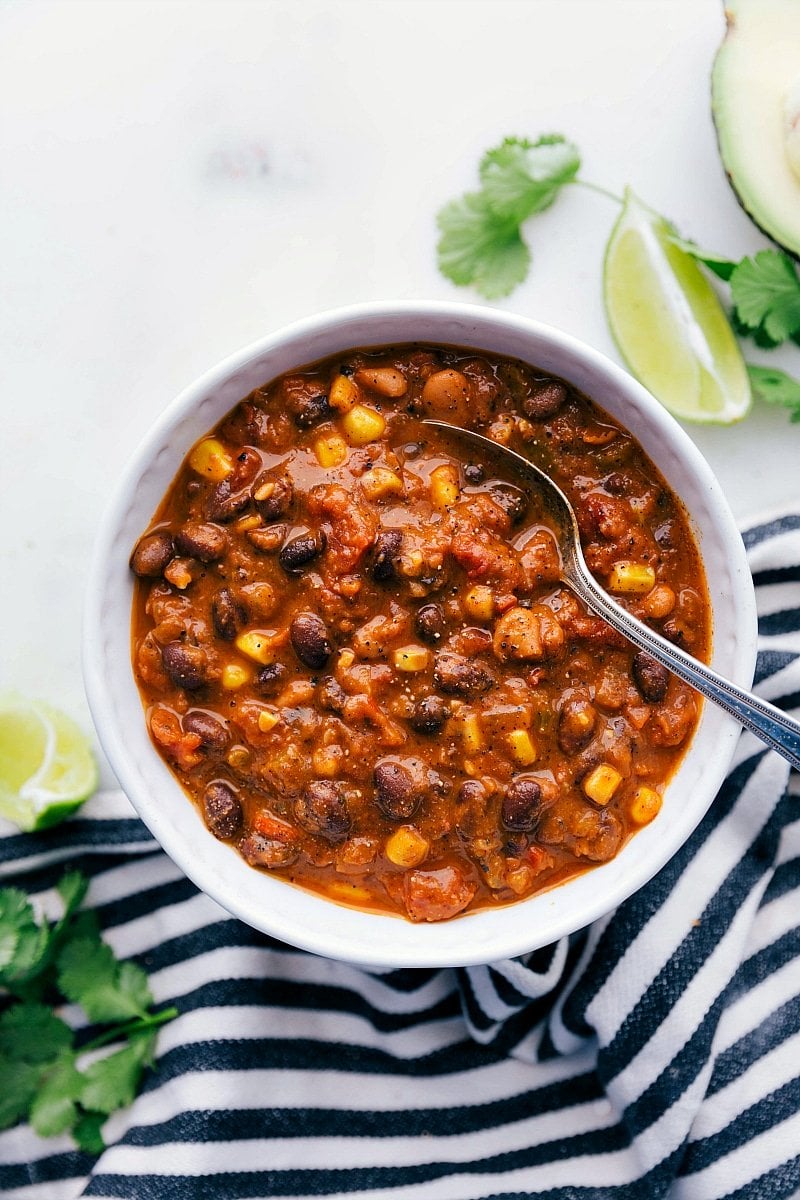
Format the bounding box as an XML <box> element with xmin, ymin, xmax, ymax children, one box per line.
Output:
<box><xmin>2</xmin><ymin>0</ymin><xmax>798</xmax><ymax>782</ymax></box>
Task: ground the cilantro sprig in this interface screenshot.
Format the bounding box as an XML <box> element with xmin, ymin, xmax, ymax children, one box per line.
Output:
<box><xmin>0</xmin><ymin>870</ymin><xmax>177</xmax><ymax>1152</ymax></box>
<box><xmin>435</xmin><ymin>134</ymin><xmax>800</xmax><ymax>425</ymax></box>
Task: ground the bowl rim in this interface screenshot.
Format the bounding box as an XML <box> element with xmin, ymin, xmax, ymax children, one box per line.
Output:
<box><xmin>83</xmin><ymin>299</ymin><xmax>758</xmax><ymax>968</ymax></box>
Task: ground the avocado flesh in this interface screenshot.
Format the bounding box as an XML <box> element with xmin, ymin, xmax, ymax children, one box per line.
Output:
<box><xmin>712</xmin><ymin>0</ymin><xmax>800</xmax><ymax>258</ymax></box>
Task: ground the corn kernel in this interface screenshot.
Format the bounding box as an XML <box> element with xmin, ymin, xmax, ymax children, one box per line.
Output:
<box><xmin>188</xmin><ymin>437</ymin><xmax>234</xmax><ymax>481</ymax></box>
<box><xmin>463</xmin><ymin>585</ymin><xmax>494</xmax><ymax>621</ymax></box>
<box><xmin>337</xmin><ymin>648</ymin><xmax>356</xmax><ymax>670</ymax></box>
<box><xmin>235</xmin><ymin>630</ymin><xmax>279</xmax><ymax>665</ymax></box>
<box><xmin>583</xmin><ymin>763</ymin><xmax>623</xmax><ymax>806</ymax></box>
<box><xmin>608</xmin><ymin>561</ymin><xmax>657</xmax><ymax>595</ymax></box>
<box><xmin>222</xmin><ymin>663</ymin><xmax>252</xmax><ymax>690</ymax></box>
<box><xmin>360</xmin><ymin>467</ymin><xmax>404</xmax><ymax>500</ymax></box>
<box><xmin>313</xmin><ymin>746</ymin><xmax>343</xmax><ymax>777</ymax></box>
<box><xmin>392</xmin><ymin>644</ymin><xmax>430</xmax><ymax>672</ymax></box>
<box><xmin>236</xmin><ymin>514</ymin><xmax>262</xmax><ymax>532</ymax></box>
<box><xmin>340</xmin><ymin>404</ymin><xmax>386</xmax><ymax>446</ymax></box>
<box><xmin>507</xmin><ymin>729</ymin><xmax>537</xmax><ymax>766</ymax></box>
<box><xmin>384</xmin><ymin>825</ymin><xmax>430</xmax><ymax>868</ymax></box>
<box><xmin>326</xmin><ymin>880</ymin><xmax>375</xmax><ymax>906</ymax></box>
<box><xmin>630</xmin><ymin>785</ymin><xmax>662</xmax><ymax>826</ymax></box>
<box><xmin>462</xmin><ymin>712</ymin><xmax>485</xmax><ymax>754</ymax></box>
<box><xmin>328</xmin><ymin>374</ymin><xmax>360</xmax><ymax>413</ymax></box>
<box><xmin>257</xmin><ymin>708</ymin><xmax>280</xmax><ymax>733</ymax></box>
<box><xmin>505</xmin><ymin>863</ymin><xmax>535</xmax><ymax>895</ymax></box>
<box><xmin>430</xmin><ymin>463</ymin><xmax>460</xmax><ymax>509</ymax></box>
<box><xmin>313</xmin><ymin>433</ymin><xmax>348</xmax><ymax>468</ymax></box>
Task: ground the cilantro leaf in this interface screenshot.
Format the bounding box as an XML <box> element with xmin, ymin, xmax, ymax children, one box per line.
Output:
<box><xmin>747</xmin><ymin>364</ymin><xmax>800</xmax><ymax>422</ymax></box>
<box><xmin>73</xmin><ymin>1110</ymin><xmax>106</xmax><ymax>1155</ymax></box>
<box><xmin>0</xmin><ymin>888</ymin><xmax>49</xmax><ymax>986</ymax></box>
<box><xmin>730</xmin><ymin>251</ymin><xmax>800</xmax><ymax>343</ymax></box>
<box><xmin>0</xmin><ymin>1056</ymin><xmax>41</xmax><ymax>1129</ymax></box>
<box><xmin>478</xmin><ymin>135</ymin><xmax>580</xmax><ymax>222</ymax></box>
<box><xmin>0</xmin><ymin>1003</ymin><xmax>72</xmax><ymax>1063</ymax></box>
<box><xmin>437</xmin><ymin>192</ymin><xmax>530</xmax><ymax>299</ymax></box>
<box><xmin>58</xmin><ymin>936</ymin><xmax>152</xmax><ymax>1024</ymax></box>
<box><xmin>56</xmin><ymin>871</ymin><xmax>89</xmax><ymax>921</ymax></box>
<box><xmin>80</xmin><ymin>1031</ymin><xmax>156</xmax><ymax>1115</ymax></box>
<box><xmin>29</xmin><ymin>1054</ymin><xmax>83</xmax><ymax>1138</ymax></box>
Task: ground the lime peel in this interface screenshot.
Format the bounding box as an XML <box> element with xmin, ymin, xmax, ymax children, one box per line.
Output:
<box><xmin>0</xmin><ymin>695</ymin><xmax>98</xmax><ymax>832</ymax></box>
<box><xmin>603</xmin><ymin>188</ymin><xmax>752</xmax><ymax>424</ymax></box>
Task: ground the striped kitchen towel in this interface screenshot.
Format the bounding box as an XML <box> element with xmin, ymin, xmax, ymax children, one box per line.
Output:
<box><xmin>1</xmin><ymin>511</ymin><xmax>799</xmax><ymax>1200</ymax></box>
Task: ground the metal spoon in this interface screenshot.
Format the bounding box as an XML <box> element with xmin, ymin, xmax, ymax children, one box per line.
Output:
<box><xmin>424</xmin><ymin>419</ymin><xmax>800</xmax><ymax>772</ymax></box>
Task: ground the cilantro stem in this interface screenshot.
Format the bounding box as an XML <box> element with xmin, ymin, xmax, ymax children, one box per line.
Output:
<box><xmin>81</xmin><ymin>1006</ymin><xmax>179</xmax><ymax>1053</ymax></box>
<box><xmin>571</xmin><ymin>179</ymin><xmax>623</xmax><ymax>204</ymax></box>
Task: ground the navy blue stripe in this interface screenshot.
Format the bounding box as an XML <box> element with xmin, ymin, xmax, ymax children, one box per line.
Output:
<box><xmin>762</xmin><ymin>858</ymin><xmax>800</xmax><ymax>905</ymax></box>
<box><xmin>680</xmin><ymin>1078</ymin><xmax>800</xmax><ymax>1174</ymax></box>
<box><xmin>751</xmin><ymin>565</ymin><xmax>800</xmax><ymax>588</ymax></box>
<box><xmin>697</xmin><ymin>1155</ymin><xmax>800</xmax><ymax>1200</ymax></box>
<box><xmin>0</xmin><ymin>818</ymin><xmax>154</xmax><ymax>864</ymax></box>
<box><xmin>754</xmin><ymin>649</ymin><xmax>799</xmax><ymax>685</ymax></box>
<box><xmin>120</xmin><ymin>1071</ymin><xmax>602</xmax><ymax>1145</ymax></box>
<box><xmin>743</xmin><ymin>513</ymin><xmax>800</xmax><ymax>548</ymax></box>
<box><xmin>759</xmin><ymin>609</ymin><xmax>800</xmax><ymax>635</ymax></box>
<box><xmin>708</xmin><ymin>995</ymin><xmax>800</xmax><ymax>1099</ymax></box>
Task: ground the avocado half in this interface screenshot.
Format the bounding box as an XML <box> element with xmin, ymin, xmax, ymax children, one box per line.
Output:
<box><xmin>712</xmin><ymin>0</ymin><xmax>800</xmax><ymax>258</ymax></box>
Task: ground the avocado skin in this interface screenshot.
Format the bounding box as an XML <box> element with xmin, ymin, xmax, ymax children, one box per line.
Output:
<box><xmin>711</xmin><ymin>0</ymin><xmax>800</xmax><ymax>260</ymax></box>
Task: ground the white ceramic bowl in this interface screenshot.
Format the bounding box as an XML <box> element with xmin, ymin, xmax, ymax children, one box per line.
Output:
<box><xmin>83</xmin><ymin>301</ymin><xmax>757</xmax><ymax>968</ymax></box>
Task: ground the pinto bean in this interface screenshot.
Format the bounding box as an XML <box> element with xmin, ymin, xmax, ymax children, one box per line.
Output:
<box><xmin>557</xmin><ymin>697</ymin><xmax>597</xmax><ymax>755</ymax></box>
<box><xmin>184</xmin><ymin>710</ymin><xmax>229</xmax><ymax>752</ymax></box>
<box><xmin>409</xmin><ymin>695</ymin><xmax>449</xmax><ymax>735</ymax></box>
<box><xmin>130</xmin><ymin>532</ymin><xmax>174</xmax><ymax>577</ymax></box>
<box><xmin>247</xmin><ymin>524</ymin><xmax>286</xmax><ymax>554</ymax></box>
<box><xmin>433</xmin><ymin>651</ymin><xmax>495</xmax><ymax>697</ymax></box>
<box><xmin>632</xmin><ymin>651</ymin><xmax>670</xmax><ymax>703</ymax></box>
<box><xmin>522</xmin><ymin>379</ymin><xmax>567</xmax><ymax>420</ymax></box>
<box><xmin>239</xmin><ymin>831</ymin><xmax>298</xmax><ymax>868</ymax></box>
<box><xmin>203</xmin><ymin>780</ymin><xmax>242</xmax><ymax>839</ymax></box>
<box><xmin>374</xmin><ymin>760</ymin><xmax>418</xmax><ymax>821</ymax></box>
<box><xmin>205</xmin><ymin>477</ymin><xmax>250</xmax><ymax>523</ymax></box>
<box><xmin>175</xmin><ymin>522</ymin><xmax>227</xmax><ymax>562</ymax></box>
<box><xmin>253</xmin><ymin>473</ymin><xmax>294</xmax><ymax>522</ymax></box>
<box><xmin>290</xmin><ymin>612</ymin><xmax>332</xmax><ymax>669</ymax></box>
<box><xmin>501</xmin><ymin>778</ymin><xmax>543</xmax><ymax>831</ymax></box>
<box><xmin>294</xmin><ymin>781</ymin><xmax>350</xmax><ymax>840</ymax></box>
<box><xmin>279</xmin><ymin>531</ymin><xmax>326</xmax><ymax>575</ymax></box>
<box><xmin>415</xmin><ymin>604</ymin><xmax>446</xmax><ymax>644</ymax></box>
<box><xmin>161</xmin><ymin>642</ymin><xmax>208</xmax><ymax>690</ymax></box>
<box><xmin>372</xmin><ymin>530</ymin><xmax>403</xmax><ymax>582</ymax></box>
<box><xmin>212</xmin><ymin>587</ymin><xmax>245</xmax><ymax>641</ymax></box>
<box><xmin>420</xmin><ymin>369</ymin><xmax>471</xmax><ymax>424</ymax></box>
<box><xmin>354</xmin><ymin>366</ymin><xmax>407</xmax><ymax>397</ymax></box>
<box><xmin>317</xmin><ymin>676</ymin><xmax>347</xmax><ymax>714</ymax></box>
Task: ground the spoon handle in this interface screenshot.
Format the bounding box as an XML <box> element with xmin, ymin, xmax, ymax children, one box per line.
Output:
<box><xmin>569</xmin><ymin>563</ymin><xmax>800</xmax><ymax>772</ymax></box>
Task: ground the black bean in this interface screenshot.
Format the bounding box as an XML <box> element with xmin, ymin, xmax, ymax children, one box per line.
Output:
<box><xmin>374</xmin><ymin>760</ymin><xmax>418</xmax><ymax>821</ymax></box>
<box><xmin>203</xmin><ymin>780</ymin><xmax>242</xmax><ymax>839</ymax></box>
<box><xmin>290</xmin><ymin>612</ymin><xmax>332</xmax><ymax>669</ymax></box>
<box><xmin>205</xmin><ymin>478</ymin><xmax>250</xmax><ymax>523</ymax></box>
<box><xmin>293</xmin><ymin>392</ymin><xmax>331</xmax><ymax>429</ymax></box>
<box><xmin>557</xmin><ymin>697</ymin><xmax>597</xmax><ymax>755</ymax></box>
<box><xmin>409</xmin><ymin>695</ymin><xmax>449</xmax><ymax>735</ymax></box>
<box><xmin>654</xmin><ymin>520</ymin><xmax>677</xmax><ymax>549</ymax></box>
<box><xmin>457</xmin><ymin>779</ymin><xmax>486</xmax><ymax>807</ymax></box>
<box><xmin>433</xmin><ymin>651</ymin><xmax>495</xmax><ymax>696</ymax></box>
<box><xmin>523</xmin><ymin>380</ymin><xmax>567</xmax><ymax>420</ymax></box>
<box><xmin>212</xmin><ymin>587</ymin><xmax>245</xmax><ymax>641</ymax></box>
<box><xmin>130</xmin><ymin>532</ymin><xmax>174</xmax><ymax>577</ymax></box>
<box><xmin>161</xmin><ymin>642</ymin><xmax>208</xmax><ymax>690</ymax></box>
<box><xmin>662</xmin><ymin>619</ymin><xmax>688</xmax><ymax>648</ymax></box>
<box><xmin>255</xmin><ymin>662</ymin><xmax>287</xmax><ymax>696</ymax></box>
<box><xmin>372</xmin><ymin>530</ymin><xmax>403</xmax><ymax>582</ymax></box>
<box><xmin>184</xmin><ymin>710</ymin><xmax>229</xmax><ymax>752</ymax></box>
<box><xmin>317</xmin><ymin>676</ymin><xmax>347</xmax><ymax>714</ymax></box>
<box><xmin>175</xmin><ymin>522</ymin><xmax>228</xmax><ymax>562</ymax></box>
<box><xmin>463</xmin><ymin>463</ymin><xmax>485</xmax><ymax>485</ymax></box>
<box><xmin>415</xmin><ymin>604</ymin><xmax>446</xmax><ymax>644</ymax></box>
<box><xmin>279</xmin><ymin>531</ymin><xmax>326</xmax><ymax>574</ymax></box>
<box><xmin>253</xmin><ymin>473</ymin><xmax>294</xmax><ymax>522</ymax></box>
<box><xmin>632</xmin><ymin>651</ymin><xmax>670</xmax><ymax>702</ymax></box>
<box><xmin>294</xmin><ymin>781</ymin><xmax>350</xmax><ymax>841</ymax></box>
<box><xmin>489</xmin><ymin>483</ymin><xmax>528</xmax><ymax>525</ymax></box>
<box><xmin>604</xmin><ymin>472</ymin><xmax>629</xmax><ymax>496</ymax></box>
<box><xmin>501</xmin><ymin>778</ymin><xmax>543</xmax><ymax>831</ymax></box>
<box><xmin>239</xmin><ymin>831</ymin><xmax>298</xmax><ymax>868</ymax></box>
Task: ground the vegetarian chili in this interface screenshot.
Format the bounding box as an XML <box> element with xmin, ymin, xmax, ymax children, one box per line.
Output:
<box><xmin>130</xmin><ymin>345</ymin><xmax>710</xmax><ymax>922</ymax></box>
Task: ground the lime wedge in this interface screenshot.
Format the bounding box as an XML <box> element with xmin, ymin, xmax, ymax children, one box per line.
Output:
<box><xmin>0</xmin><ymin>695</ymin><xmax>98</xmax><ymax>832</ymax></box>
<box><xmin>603</xmin><ymin>188</ymin><xmax>751</xmax><ymax>423</ymax></box>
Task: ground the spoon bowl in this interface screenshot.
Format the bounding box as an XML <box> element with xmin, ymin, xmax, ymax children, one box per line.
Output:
<box><xmin>425</xmin><ymin>419</ymin><xmax>800</xmax><ymax>772</ymax></box>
